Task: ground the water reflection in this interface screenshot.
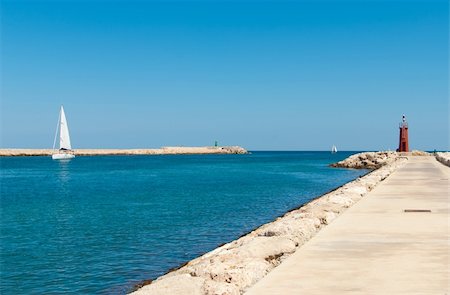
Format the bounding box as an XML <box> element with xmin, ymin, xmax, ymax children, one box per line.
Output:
<box><xmin>56</xmin><ymin>159</ymin><xmax>72</xmax><ymax>194</ymax></box>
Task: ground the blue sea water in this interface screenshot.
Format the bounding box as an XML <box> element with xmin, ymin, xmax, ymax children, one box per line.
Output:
<box><xmin>0</xmin><ymin>151</ymin><xmax>366</xmax><ymax>294</ymax></box>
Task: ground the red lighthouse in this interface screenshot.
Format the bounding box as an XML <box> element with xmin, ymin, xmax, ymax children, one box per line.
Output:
<box><xmin>397</xmin><ymin>115</ymin><xmax>409</xmax><ymax>152</ymax></box>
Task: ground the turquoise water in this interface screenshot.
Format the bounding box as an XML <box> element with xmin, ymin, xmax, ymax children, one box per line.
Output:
<box><xmin>0</xmin><ymin>152</ymin><xmax>366</xmax><ymax>294</ymax></box>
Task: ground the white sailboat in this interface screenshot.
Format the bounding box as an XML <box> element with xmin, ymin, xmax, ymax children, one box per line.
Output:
<box><xmin>52</xmin><ymin>106</ymin><xmax>75</xmax><ymax>160</ymax></box>
<box><xmin>331</xmin><ymin>145</ymin><xmax>337</xmax><ymax>153</ymax></box>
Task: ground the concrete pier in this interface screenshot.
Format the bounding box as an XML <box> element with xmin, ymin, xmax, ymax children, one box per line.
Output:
<box><xmin>245</xmin><ymin>156</ymin><xmax>449</xmax><ymax>295</ymax></box>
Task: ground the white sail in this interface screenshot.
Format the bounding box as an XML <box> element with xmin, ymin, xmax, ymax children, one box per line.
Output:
<box><xmin>59</xmin><ymin>106</ymin><xmax>72</xmax><ymax>150</ymax></box>
<box><xmin>52</xmin><ymin>106</ymin><xmax>75</xmax><ymax>160</ymax></box>
<box><xmin>331</xmin><ymin>145</ymin><xmax>337</xmax><ymax>153</ymax></box>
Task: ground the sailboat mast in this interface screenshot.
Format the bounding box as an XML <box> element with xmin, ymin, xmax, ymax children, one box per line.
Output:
<box><xmin>52</xmin><ymin>107</ymin><xmax>62</xmax><ymax>151</ymax></box>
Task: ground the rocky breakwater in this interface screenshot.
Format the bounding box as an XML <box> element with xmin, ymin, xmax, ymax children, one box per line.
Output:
<box><xmin>330</xmin><ymin>151</ymin><xmax>400</xmax><ymax>169</ymax></box>
<box><xmin>435</xmin><ymin>152</ymin><xmax>450</xmax><ymax>167</ymax></box>
<box><xmin>159</xmin><ymin>146</ymin><xmax>248</xmax><ymax>155</ymax></box>
<box><xmin>0</xmin><ymin>146</ymin><xmax>248</xmax><ymax>156</ymax></box>
<box><xmin>130</xmin><ymin>152</ymin><xmax>407</xmax><ymax>295</ymax></box>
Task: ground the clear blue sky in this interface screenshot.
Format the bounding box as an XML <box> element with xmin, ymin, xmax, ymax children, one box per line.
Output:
<box><xmin>1</xmin><ymin>0</ymin><xmax>448</xmax><ymax>150</ymax></box>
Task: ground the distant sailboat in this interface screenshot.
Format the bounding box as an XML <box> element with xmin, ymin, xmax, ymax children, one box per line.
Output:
<box><xmin>331</xmin><ymin>145</ymin><xmax>337</xmax><ymax>153</ymax></box>
<box><xmin>52</xmin><ymin>106</ymin><xmax>75</xmax><ymax>160</ymax></box>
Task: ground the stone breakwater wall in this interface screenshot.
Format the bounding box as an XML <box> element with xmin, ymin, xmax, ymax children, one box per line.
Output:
<box><xmin>330</xmin><ymin>151</ymin><xmax>430</xmax><ymax>169</ymax></box>
<box><xmin>0</xmin><ymin>146</ymin><xmax>248</xmax><ymax>157</ymax></box>
<box><xmin>435</xmin><ymin>152</ymin><xmax>450</xmax><ymax>167</ymax></box>
<box><xmin>330</xmin><ymin>151</ymin><xmax>399</xmax><ymax>169</ymax></box>
<box><xmin>130</xmin><ymin>153</ymin><xmax>407</xmax><ymax>295</ymax></box>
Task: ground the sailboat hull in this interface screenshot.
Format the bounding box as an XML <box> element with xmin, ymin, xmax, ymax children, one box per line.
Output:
<box><xmin>52</xmin><ymin>153</ymin><xmax>75</xmax><ymax>160</ymax></box>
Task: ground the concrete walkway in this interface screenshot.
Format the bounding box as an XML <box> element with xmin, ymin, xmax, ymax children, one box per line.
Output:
<box><xmin>246</xmin><ymin>156</ymin><xmax>449</xmax><ymax>295</ymax></box>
